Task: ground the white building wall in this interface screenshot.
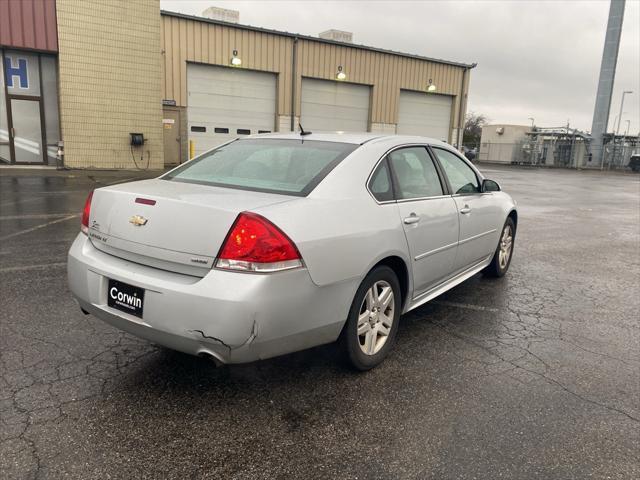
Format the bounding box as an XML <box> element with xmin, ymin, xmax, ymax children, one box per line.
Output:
<box><xmin>479</xmin><ymin>124</ymin><xmax>531</xmax><ymax>163</ymax></box>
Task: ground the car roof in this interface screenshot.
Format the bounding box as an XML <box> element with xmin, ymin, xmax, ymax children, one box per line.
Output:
<box><xmin>245</xmin><ymin>132</ymin><xmax>452</xmax><ymax>147</ymax></box>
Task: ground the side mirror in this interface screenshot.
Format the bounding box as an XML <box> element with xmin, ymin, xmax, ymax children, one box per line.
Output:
<box><xmin>482</xmin><ymin>179</ymin><xmax>501</xmax><ymax>192</ymax></box>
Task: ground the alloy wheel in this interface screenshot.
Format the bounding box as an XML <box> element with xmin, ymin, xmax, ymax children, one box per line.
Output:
<box><xmin>357</xmin><ymin>280</ymin><xmax>395</xmax><ymax>355</ymax></box>
<box><xmin>498</xmin><ymin>224</ymin><xmax>513</xmax><ymax>269</ymax></box>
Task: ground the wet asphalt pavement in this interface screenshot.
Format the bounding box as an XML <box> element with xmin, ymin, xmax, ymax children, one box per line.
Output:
<box><xmin>1</xmin><ymin>166</ymin><xmax>639</xmax><ymax>479</ymax></box>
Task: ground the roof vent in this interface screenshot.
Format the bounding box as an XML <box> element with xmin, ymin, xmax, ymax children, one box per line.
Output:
<box><xmin>319</xmin><ymin>29</ymin><xmax>353</xmax><ymax>43</ymax></box>
<box><xmin>202</xmin><ymin>6</ymin><xmax>239</xmax><ymax>23</ymax></box>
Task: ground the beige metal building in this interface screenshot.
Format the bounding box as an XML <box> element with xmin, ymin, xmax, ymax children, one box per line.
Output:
<box><xmin>1</xmin><ymin>0</ymin><xmax>474</xmax><ymax>169</ymax></box>
<box><xmin>160</xmin><ymin>10</ymin><xmax>475</xmax><ymax>165</ymax></box>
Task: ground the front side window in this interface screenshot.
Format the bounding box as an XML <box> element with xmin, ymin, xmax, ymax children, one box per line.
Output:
<box><xmin>433</xmin><ymin>148</ymin><xmax>480</xmax><ymax>194</ymax></box>
<box><xmin>388</xmin><ymin>147</ymin><xmax>443</xmax><ymax>199</ymax></box>
<box><xmin>163</xmin><ymin>139</ymin><xmax>357</xmax><ymax>196</ymax></box>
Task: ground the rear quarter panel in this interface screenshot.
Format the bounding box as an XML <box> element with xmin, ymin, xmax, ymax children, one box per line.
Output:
<box><xmin>257</xmin><ymin>196</ymin><xmax>410</xmax><ymax>288</ymax></box>
<box><xmin>254</xmin><ymin>141</ymin><xmax>413</xmax><ymax>289</ymax></box>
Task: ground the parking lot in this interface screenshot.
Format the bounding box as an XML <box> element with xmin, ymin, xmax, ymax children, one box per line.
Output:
<box><xmin>1</xmin><ymin>165</ymin><xmax>638</xmax><ymax>479</ymax></box>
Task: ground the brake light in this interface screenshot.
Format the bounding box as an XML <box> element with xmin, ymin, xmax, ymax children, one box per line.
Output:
<box><xmin>80</xmin><ymin>191</ymin><xmax>94</xmax><ymax>234</ymax></box>
<box><xmin>216</xmin><ymin>212</ymin><xmax>302</xmax><ymax>272</ymax></box>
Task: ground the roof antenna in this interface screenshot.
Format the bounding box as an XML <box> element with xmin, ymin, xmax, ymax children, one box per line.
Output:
<box><xmin>298</xmin><ymin>122</ymin><xmax>312</xmax><ymax>136</ymax></box>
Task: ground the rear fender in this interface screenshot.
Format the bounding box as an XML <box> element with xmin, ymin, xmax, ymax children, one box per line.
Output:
<box><xmin>255</xmin><ymin>197</ymin><xmax>409</xmax><ymax>288</ymax></box>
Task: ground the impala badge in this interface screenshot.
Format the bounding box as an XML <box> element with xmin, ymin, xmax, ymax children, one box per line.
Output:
<box><xmin>129</xmin><ymin>215</ymin><xmax>148</xmax><ymax>227</ymax></box>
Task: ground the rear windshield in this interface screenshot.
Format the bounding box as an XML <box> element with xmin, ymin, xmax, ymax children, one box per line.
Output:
<box><xmin>163</xmin><ymin>139</ymin><xmax>358</xmax><ymax>196</ymax></box>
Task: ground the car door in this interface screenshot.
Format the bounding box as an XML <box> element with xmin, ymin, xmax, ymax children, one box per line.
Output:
<box><xmin>385</xmin><ymin>146</ymin><xmax>459</xmax><ymax>297</ymax></box>
<box><xmin>431</xmin><ymin>147</ymin><xmax>503</xmax><ymax>272</ymax></box>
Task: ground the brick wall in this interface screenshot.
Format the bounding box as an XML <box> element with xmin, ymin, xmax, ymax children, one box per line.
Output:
<box><xmin>57</xmin><ymin>0</ymin><xmax>163</xmax><ymax>169</ymax></box>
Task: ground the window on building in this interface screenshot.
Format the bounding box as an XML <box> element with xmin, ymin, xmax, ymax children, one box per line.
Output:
<box><xmin>41</xmin><ymin>55</ymin><xmax>60</xmax><ymax>163</ymax></box>
<box><xmin>0</xmin><ymin>50</ymin><xmax>60</xmax><ymax>165</ymax></box>
<box><xmin>4</xmin><ymin>51</ymin><xmax>40</xmax><ymax>97</ymax></box>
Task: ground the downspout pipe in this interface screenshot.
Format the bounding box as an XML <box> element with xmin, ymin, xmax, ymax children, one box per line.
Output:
<box><xmin>457</xmin><ymin>62</ymin><xmax>477</xmax><ymax>149</ymax></box>
<box><xmin>290</xmin><ymin>37</ymin><xmax>298</xmax><ymax>132</ymax></box>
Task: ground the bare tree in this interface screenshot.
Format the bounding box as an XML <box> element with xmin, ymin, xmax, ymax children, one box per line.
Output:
<box><xmin>463</xmin><ymin>112</ymin><xmax>489</xmax><ymax>146</ymax></box>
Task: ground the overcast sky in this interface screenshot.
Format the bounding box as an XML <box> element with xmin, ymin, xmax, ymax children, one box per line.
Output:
<box><xmin>161</xmin><ymin>0</ymin><xmax>640</xmax><ymax>134</ymax></box>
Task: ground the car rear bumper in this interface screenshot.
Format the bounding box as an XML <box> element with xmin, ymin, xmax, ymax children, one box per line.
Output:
<box><xmin>67</xmin><ymin>234</ymin><xmax>355</xmax><ymax>364</ymax></box>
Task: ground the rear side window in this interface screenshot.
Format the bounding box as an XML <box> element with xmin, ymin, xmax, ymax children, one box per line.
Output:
<box><xmin>388</xmin><ymin>147</ymin><xmax>443</xmax><ymax>199</ymax></box>
<box><xmin>368</xmin><ymin>160</ymin><xmax>394</xmax><ymax>202</ymax></box>
<box><xmin>163</xmin><ymin>139</ymin><xmax>358</xmax><ymax>196</ymax></box>
<box><xmin>433</xmin><ymin>148</ymin><xmax>480</xmax><ymax>194</ymax></box>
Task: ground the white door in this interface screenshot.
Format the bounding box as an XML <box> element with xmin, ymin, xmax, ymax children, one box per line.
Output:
<box><xmin>300</xmin><ymin>78</ymin><xmax>370</xmax><ymax>132</ymax></box>
<box><xmin>187</xmin><ymin>64</ymin><xmax>276</xmax><ymax>156</ymax></box>
<box><xmin>397</xmin><ymin>90</ymin><xmax>452</xmax><ymax>142</ymax></box>
<box><xmin>386</xmin><ymin>146</ymin><xmax>459</xmax><ymax>296</ymax></box>
<box><xmin>432</xmin><ymin>147</ymin><xmax>503</xmax><ymax>271</ymax></box>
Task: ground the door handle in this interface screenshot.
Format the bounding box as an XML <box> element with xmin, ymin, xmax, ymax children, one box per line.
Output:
<box><xmin>10</xmin><ymin>128</ymin><xmax>15</xmax><ymax>139</ymax></box>
<box><xmin>403</xmin><ymin>213</ymin><xmax>420</xmax><ymax>225</ymax></box>
<box><xmin>460</xmin><ymin>205</ymin><xmax>471</xmax><ymax>214</ymax></box>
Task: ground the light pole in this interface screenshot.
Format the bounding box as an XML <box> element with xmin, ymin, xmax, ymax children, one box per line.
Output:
<box><xmin>615</xmin><ymin>91</ymin><xmax>633</xmax><ymax>135</ymax></box>
<box><xmin>528</xmin><ymin>117</ymin><xmax>535</xmax><ymax>129</ymax></box>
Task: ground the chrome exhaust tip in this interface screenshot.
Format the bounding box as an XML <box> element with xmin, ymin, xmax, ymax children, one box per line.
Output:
<box><xmin>197</xmin><ymin>350</ymin><xmax>224</xmax><ymax>368</ymax></box>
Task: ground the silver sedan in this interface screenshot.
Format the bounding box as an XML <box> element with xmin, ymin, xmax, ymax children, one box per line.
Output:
<box><xmin>68</xmin><ymin>133</ymin><xmax>517</xmax><ymax>370</ymax></box>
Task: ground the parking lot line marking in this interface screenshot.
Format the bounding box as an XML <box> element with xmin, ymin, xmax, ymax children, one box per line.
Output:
<box><xmin>0</xmin><ymin>262</ymin><xmax>67</xmax><ymax>273</ymax></box>
<box><xmin>0</xmin><ymin>213</ymin><xmax>77</xmax><ymax>221</ymax></box>
<box><xmin>0</xmin><ymin>214</ymin><xmax>79</xmax><ymax>241</ymax></box>
<box><xmin>0</xmin><ymin>197</ymin><xmax>44</xmax><ymax>208</ymax></box>
<box><xmin>433</xmin><ymin>300</ymin><xmax>500</xmax><ymax>312</ymax></box>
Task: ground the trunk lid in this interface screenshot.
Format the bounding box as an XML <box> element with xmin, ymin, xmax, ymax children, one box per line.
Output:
<box><xmin>88</xmin><ymin>179</ymin><xmax>296</xmax><ymax>275</ymax></box>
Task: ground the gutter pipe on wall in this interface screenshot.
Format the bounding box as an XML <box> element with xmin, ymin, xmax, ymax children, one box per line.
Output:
<box><xmin>457</xmin><ymin>63</ymin><xmax>477</xmax><ymax>148</ymax></box>
<box><xmin>291</xmin><ymin>37</ymin><xmax>298</xmax><ymax>132</ymax></box>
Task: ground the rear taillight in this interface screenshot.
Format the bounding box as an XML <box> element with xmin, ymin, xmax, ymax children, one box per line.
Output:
<box><xmin>215</xmin><ymin>212</ymin><xmax>302</xmax><ymax>273</ymax></box>
<box><xmin>80</xmin><ymin>191</ymin><xmax>94</xmax><ymax>234</ymax></box>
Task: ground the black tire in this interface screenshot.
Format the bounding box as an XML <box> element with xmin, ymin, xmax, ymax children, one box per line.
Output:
<box><xmin>483</xmin><ymin>217</ymin><xmax>516</xmax><ymax>278</ymax></box>
<box><xmin>340</xmin><ymin>265</ymin><xmax>401</xmax><ymax>371</ymax></box>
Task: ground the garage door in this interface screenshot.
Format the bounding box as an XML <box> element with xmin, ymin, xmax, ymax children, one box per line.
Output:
<box><xmin>187</xmin><ymin>64</ymin><xmax>276</xmax><ymax>155</ymax></box>
<box><xmin>397</xmin><ymin>90</ymin><xmax>452</xmax><ymax>141</ymax></box>
<box><xmin>300</xmin><ymin>78</ymin><xmax>370</xmax><ymax>132</ymax></box>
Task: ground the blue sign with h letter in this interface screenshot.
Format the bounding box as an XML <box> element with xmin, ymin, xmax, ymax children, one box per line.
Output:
<box><xmin>4</xmin><ymin>56</ymin><xmax>29</xmax><ymax>89</ymax></box>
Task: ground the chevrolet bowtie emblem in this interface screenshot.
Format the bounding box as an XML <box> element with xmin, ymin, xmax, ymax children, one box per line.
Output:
<box><xmin>129</xmin><ymin>215</ymin><xmax>148</xmax><ymax>226</ymax></box>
